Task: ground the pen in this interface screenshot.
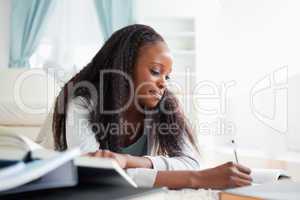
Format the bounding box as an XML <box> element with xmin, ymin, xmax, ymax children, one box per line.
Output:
<box><xmin>231</xmin><ymin>140</ymin><xmax>239</xmax><ymax>164</ymax></box>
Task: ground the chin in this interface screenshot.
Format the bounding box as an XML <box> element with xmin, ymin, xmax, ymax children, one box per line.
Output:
<box><xmin>146</xmin><ymin>99</ymin><xmax>160</xmax><ymax>109</ymax></box>
<box><xmin>142</xmin><ymin>99</ymin><xmax>160</xmax><ymax>109</ymax></box>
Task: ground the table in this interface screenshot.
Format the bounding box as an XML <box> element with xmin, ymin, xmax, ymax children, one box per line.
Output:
<box><xmin>1</xmin><ymin>184</ymin><xmax>165</xmax><ymax>200</ymax></box>
<box><xmin>1</xmin><ymin>184</ymin><xmax>219</xmax><ymax>200</ymax></box>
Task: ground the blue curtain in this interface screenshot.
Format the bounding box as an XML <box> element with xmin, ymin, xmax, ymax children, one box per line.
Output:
<box><xmin>9</xmin><ymin>0</ymin><xmax>56</xmax><ymax>68</ymax></box>
<box><xmin>94</xmin><ymin>0</ymin><xmax>136</xmax><ymax>40</ymax></box>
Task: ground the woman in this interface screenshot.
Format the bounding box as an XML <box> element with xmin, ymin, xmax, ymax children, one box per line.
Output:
<box><xmin>42</xmin><ymin>24</ymin><xmax>252</xmax><ymax>189</ymax></box>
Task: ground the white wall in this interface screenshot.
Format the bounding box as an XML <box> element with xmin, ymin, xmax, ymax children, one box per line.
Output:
<box><xmin>136</xmin><ymin>0</ymin><xmax>300</xmax><ymax>159</ymax></box>
<box><xmin>0</xmin><ymin>0</ymin><xmax>11</xmax><ymax>68</ymax></box>
<box><xmin>195</xmin><ymin>0</ymin><xmax>300</xmax><ymax>156</ymax></box>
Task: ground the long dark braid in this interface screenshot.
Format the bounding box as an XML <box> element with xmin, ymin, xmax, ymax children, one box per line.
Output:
<box><xmin>53</xmin><ymin>24</ymin><xmax>198</xmax><ymax>155</ymax></box>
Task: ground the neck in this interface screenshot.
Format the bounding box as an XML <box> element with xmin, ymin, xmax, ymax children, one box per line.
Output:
<box><xmin>119</xmin><ymin>104</ymin><xmax>145</xmax><ymax>146</ymax></box>
<box><xmin>123</xmin><ymin>103</ymin><xmax>144</xmax><ymax>123</ymax></box>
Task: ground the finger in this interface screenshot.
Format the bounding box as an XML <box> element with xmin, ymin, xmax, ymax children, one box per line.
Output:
<box><xmin>103</xmin><ymin>150</ymin><xmax>113</xmax><ymax>157</ymax></box>
<box><xmin>103</xmin><ymin>149</ymin><xmax>112</xmax><ymax>154</ymax></box>
<box><xmin>83</xmin><ymin>152</ymin><xmax>93</xmax><ymax>157</ymax></box>
<box><xmin>94</xmin><ymin>150</ymin><xmax>104</xmax><ymax>157</ymax></box>
<box><xmin>235</xmin><ymin>164</ymin><xmax>251</xmax><ymax>175</ymax></box>
<box><xmin>230</xmin><ymin>176</ymin><xmax>252</xmax><ymax>188</ymax></box>
<box><xmin>235</xmin><ymin>170</ymin><xmax>253</xmax><ymax>182</ymax></box>
<box><xmin>88</xmin><ymin>151</ymin><xmax>99</xmax><ymax>157</ymax></box>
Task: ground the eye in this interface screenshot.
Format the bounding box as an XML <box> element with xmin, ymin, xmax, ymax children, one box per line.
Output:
<box><xmin>150</xmin><ymin>68</ymin><xmax>160</xmax><ymax>76</ymax></box>
<box><xmin>166</xmin><ymin>75</ymin><xmax>171</xmax><ymax>80</ymax></box>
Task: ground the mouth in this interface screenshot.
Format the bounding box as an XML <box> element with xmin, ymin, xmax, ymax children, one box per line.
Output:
<box><xmin>149</xmin><ymin>90</ymin><xmax>163</xmax><ymax>100</ymax></box>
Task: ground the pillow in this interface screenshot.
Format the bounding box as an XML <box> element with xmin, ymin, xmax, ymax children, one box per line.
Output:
<box><xmin>0</xmin><ymin>68</ymin><xmax>60</xmax><ymax>126</ymax></box>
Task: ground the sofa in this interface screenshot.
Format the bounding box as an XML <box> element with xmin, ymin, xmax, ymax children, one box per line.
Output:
<box><xmin>0</xmin><ymin>68</ymin><xmax>60</xmax><ymax>140</ymax></box>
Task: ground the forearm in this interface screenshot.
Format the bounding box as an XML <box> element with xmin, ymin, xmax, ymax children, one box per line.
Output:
<box><xmin>154</xmin><ymin>164</ymin><xmax>253</xmax><ymax>190</ymax></box>
<box><xmin>153</xmin><ymin>170</ymin><xmax>217</xmax><ymax>189</ymax></box>
<box><xmin>126</xmin><ymin>155</ymin><xmax>153</xmax><ymax>169</ymax></box>
<box><xmin>153</xmin><ymin>171</ymin><xmax>198</xmax><ymax>189</ymax></box>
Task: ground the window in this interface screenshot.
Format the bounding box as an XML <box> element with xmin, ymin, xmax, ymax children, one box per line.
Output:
<box><xmin>30</xmin><ymin>0</ymin><xmax>104</xmax><ymax>84</ymax></box>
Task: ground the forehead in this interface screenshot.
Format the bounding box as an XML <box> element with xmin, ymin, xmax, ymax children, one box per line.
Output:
<box><xmin>137</xmin><ymin>42</ymin><xmax>173</xmax><ymax>67</ymax></box>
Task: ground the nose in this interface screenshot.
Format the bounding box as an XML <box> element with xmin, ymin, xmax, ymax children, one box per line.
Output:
<box><xmin>157</xmin><ymin>77</ymin><xmax>167</xmax><ymax>90</ymax></box>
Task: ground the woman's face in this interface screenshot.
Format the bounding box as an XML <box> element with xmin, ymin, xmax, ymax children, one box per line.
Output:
<box><xmin>132</xmin><ymin>41</ymin><xmax>173</xmax><ymax>109</ymax></box>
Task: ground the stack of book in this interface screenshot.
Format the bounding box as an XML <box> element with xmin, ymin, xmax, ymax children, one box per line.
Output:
<box><xmin>0</xmin><ymin>132</ymin><xmax>138</xmax><ymax>196</ymax></box>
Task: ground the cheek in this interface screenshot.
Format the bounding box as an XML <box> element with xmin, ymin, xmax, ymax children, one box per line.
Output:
<box><xmin>134</xmin><ymin>82</ymin><xmax>150</xmax><ymax>97</ymax></box>
<box><xmin>132</xmin><ymin>67</ymin><xmax>160</xmax><ymax>108</ymax></box>
<box><xmin>133</xmin><ymin>74</ymin><xmax>155</xmax><ymax>96</ymax></box>
<box><xmin>132</xmin><ymin>81</ymin><xmax>155</xmax><ymax>106</ymax></box>
<box><xmin>134</xmin><ymin>84</ymin><xmax>161</xmax><ymax>108</ymax></box>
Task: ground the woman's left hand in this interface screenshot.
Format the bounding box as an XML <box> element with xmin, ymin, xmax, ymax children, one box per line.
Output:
<box><xmin>85</xmin><ymin>150</ymin><xmax>129</xmax><ymax>169</ymax></box>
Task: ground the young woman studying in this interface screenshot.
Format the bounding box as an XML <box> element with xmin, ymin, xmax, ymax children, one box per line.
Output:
<box><xmin>38</xmin><ymin>24</ymin><xmax>252</xmax><ymax>189</ymax></box>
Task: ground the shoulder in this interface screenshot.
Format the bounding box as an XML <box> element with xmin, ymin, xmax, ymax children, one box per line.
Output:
<box><xmin>71</xmin><ymin>96</ymin><xmax>91</xmax><ymax>107</ymax></box>
<box><xmin>68</xmin><ymin>96</ymin><xmax>93</xmax><ymax>113</ymax></box>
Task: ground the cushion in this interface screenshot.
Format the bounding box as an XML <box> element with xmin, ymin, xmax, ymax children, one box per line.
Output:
<box><xmin>0</xmin><ymin>68</ymin><xmax>60</xmax><ymax>126</ymax></box>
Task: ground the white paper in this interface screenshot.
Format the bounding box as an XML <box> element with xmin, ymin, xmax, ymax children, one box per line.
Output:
<box><xmin>0</xmin><ymin>148</ymin><xmax>80</xmax><ymax>192</ymax></box>
<box><xmin>251</xmin><ymin>168</ymin><xmax>290</xmax><ymax>184</ymax></box>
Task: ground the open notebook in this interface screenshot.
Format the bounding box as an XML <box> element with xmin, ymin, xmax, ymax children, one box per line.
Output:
<box><xmin>251</xmin><ymin>168</ymin><xmax>290</xmax><ymax>185</ymax></box>
<box><xmin>220</xmin><ymin>180</ymin><xmax>299</xmax><ymax>200</ymax></box>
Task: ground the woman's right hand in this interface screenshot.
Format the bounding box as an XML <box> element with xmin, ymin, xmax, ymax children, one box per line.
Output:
<box><xmin>191</xmin><ymin>161</ymin><xmax>253</xmax><ymax>189</ymax></box>
<box><xmin>85</xmin><ymin>150</ymin><xmax>129</xmax><ymax>169</ymax></box>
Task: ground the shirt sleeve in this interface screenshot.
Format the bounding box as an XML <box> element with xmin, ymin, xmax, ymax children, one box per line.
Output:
<box><xmin>145</xmin><ymin>137</ymin><xmax>201</xmax><ymax>171</ymax></box>
<box><xmin>126</xmin><ymin>137</ymin><xmax>201</xmax><ymax>188</ymax></box>
<box><xmin>126</xmin><ymin>168</ymin><xmax>158</xmax><ymax>188</ymax></box>
<box><xmin>66</xmin><ymin>96</ymin><xmax>99</xmax><ymax>154</ymax></box>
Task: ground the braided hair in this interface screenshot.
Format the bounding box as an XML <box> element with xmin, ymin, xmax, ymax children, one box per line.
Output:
<box><xmin>53</xmin><ymin>24</ymin><xmax>198</xmax><ymax>156</ymax></box>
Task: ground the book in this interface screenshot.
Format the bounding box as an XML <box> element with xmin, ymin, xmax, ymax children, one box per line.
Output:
<box><xmin>35</xmin><ymin>134</ymin><xmax>138</xmax><ymax>187</ymax></box>
<box><xmin>0</xmin><ymin>132</ymin><xmax>41</xmax><ymax>167</ymax></box>
<box><xmin>0</xmin><ymin>148</ymin><xmax>80</xmax><ymax>194</ymax></box>
<box><xmin>0</xmin><ymin>131</ymin><xmax>137</xmax><ymax>191</ymax></box>
<box><xmin>219</xmin><ymin>180</ymin><xmax>300</xmax><ymax>200</ymax></box>
<box><xmin>32</xmin><ymin>150</ymin><xmax>137</xmax><ymax>187</ymax></box>
<box><xmin>74</xmin><ymin>156</ymin><xmax>137</xmax><ymax>187</ymax></box>
<box><xmin>0</xmin><ymin>131</ymin><xmax>79</xmax><ymax>194</ymax></box>
<box><xmin>33</xmin><ymin>144</ymin><xmax>138</xmax><ymax>187</ymax></box>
